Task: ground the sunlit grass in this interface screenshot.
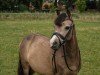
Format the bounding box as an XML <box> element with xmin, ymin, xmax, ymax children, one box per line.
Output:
<box><xmin>0</xmin><ymin>13</ymin><xmax>100</xmax><ymax>75</ymax></box>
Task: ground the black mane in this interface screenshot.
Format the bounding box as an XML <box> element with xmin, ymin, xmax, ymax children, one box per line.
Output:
<box><xmin>54</xmin><ymin>13</ymin><xmax>68</xmax><ymax>26</ymax></box>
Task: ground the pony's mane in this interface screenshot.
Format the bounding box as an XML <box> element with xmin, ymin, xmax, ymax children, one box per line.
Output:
<box><xmin>54</xmin><ymin>13</ymin><xmax>68</xmax><ymax>26</ymax></box>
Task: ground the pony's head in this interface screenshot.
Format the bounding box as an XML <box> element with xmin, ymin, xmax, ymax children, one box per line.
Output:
<box><xmin>50</xmin><ymin>13</ymin><xmax>74</xmax><ymax>49</ymax></box>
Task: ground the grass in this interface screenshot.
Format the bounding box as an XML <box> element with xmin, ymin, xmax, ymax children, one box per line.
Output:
<box><xmin>0</xmin><ymin>13</ymin><xmax>100</xmax><ymax>75</ymax></box>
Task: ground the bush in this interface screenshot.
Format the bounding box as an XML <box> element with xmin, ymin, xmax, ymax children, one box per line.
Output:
<box><xmin>76</xmin><ymin>0</ymin><xmax>86</xmax><ymax>12</ymax></box>
<box><xmin>18</xmin><ymin>4</ymin><xmax>28</xmax><ymax>12</ymax></box>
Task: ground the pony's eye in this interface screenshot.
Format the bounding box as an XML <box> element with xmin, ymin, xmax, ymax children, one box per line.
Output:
<box><xmin>62</xmin><ymin>23</ymin><xmax>64</xmax><ymax>25</ymax></box>
<box><xmin>65</xmin><ymin>26</ymin><xmax>70</xmax><ymax>30</ymax></box>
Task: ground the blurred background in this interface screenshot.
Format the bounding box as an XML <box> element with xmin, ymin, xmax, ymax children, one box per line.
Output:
<box><xmin>0</xmin><ymin>0</ymin><xmax>100</xmax><ymax>13</ymax></box>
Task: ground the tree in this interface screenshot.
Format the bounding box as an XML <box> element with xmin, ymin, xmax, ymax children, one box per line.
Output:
<box><xmin>76</xmin><ymin>0</ymin><xmax>86</xmax><ymax>12</ymax></box>
<box><xmin>0</xmin><ymin>0</ymin><xmax>19</xmax><ymax>12</ymax></box>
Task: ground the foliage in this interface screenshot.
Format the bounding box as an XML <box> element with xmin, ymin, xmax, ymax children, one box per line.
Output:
<box><xmin>0</xmin><ymin>0</ymin><xmax>18</xmax><ymax>12</ymax></box>
<box><xmin>18</xmin><ymin>4</ymin><xmax>28</xmax><ymax>12</ymax></box>
<box><xmin>76</xmin><ymin>0</ymin><xmax>86</xmax><ymax>12</ymax></box>
<box><xmin>97</xmin><ymin>0</ymin><xmax>100</xmax><ymax>11</ymax></box>
<box><xmin>50</xmin><ymin>3</ymin><xmax>56</xmax><ymax>12</ymax></box>
<box><xmin>0</xmin><ymin>0</ymin><xmax>100</xmax><ymax>12</ymax></box>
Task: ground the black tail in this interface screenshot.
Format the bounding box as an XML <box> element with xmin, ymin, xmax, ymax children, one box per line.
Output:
<box><xmin>18</xmin><ymin>58</ymin><xmax>24</xmax><ymax>75</ymax></box>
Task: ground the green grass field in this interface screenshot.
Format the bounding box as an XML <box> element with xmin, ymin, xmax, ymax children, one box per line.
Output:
<box><xmin>0</xmin><ymin>13</ymin><xmax>100</xmax><ymax>75</ymax></box>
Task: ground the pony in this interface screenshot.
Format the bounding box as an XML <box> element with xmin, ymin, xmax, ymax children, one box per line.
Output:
<box><xmin>18</xmin><ymin>12</ymin><xmax>81</xmax><ymax>75</ymax></box>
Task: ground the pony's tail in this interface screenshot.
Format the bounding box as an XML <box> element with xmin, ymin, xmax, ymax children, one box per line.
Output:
<box><xmin>18</xmin><ymin>58</ymin><xmax>24</xmax><ymax>75</ymax></box>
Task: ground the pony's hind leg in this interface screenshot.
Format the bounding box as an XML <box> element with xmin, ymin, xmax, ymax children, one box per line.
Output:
<box><xmin>29</xmin><ymin>67</ymin><xmax>35</xmax><ymax>75</ymax></box>
<box><xmin>23</xmin><ymin>64</ymin><xmax>35</xmax><ymax>75</ymax></box>
<box><xmin>65</xmin><ymin>71</ymin><xmax>77</xmax><ymax>75</ymax></box>
<box><xmin>18</xmin><ymin>59</ymin><xmax>30</xmax><ymax>75</ymax></box>
<box><xmin>18</xmin><ymin>58</ymin><xmax>35</xmax><ymax>75</ymax></box>
<box><xmin>22</xmin><ymin>62</ymin><xmax>35</xmax><ymax>75</ymax></box>
<box><xmin>22</xmin><ymin>62</ymin><xmax>30</xmax><ymax>75</ymax></box>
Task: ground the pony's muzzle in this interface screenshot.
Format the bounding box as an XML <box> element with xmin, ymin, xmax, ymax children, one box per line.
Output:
<box><xmin>50</xmin><ymin>35</ymin><xmax>59</xmax><ymax>50</ymax></box>
<box><xmin>51</xmin><ymin>41</ymin><xmax>59</xmax><ymax>50</ymax></box>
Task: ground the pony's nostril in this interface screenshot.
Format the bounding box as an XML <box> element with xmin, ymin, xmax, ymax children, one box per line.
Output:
<box><xmin>53</xmin><ymin>41</ymin><xmax>58</xmax><ymax>45</ymax></box>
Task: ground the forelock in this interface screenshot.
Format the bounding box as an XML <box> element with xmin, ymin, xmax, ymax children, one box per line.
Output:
<box><xmin>54</xmin><ymin>13</ymin><xmax>68</xmax><ymax>26</ymax></box>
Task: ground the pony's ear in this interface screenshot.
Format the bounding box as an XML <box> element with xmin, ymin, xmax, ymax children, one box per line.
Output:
<box><xmin>66</xmin><ymin>9</ymin><xmax>72</xmax><ymax>20</ymax></box>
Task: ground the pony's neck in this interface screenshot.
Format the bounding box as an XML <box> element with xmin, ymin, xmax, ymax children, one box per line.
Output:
<box><xmin>65</xmin><ymin>26</ymin><xmax>79</xmax><ymax>56</ymax></box>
